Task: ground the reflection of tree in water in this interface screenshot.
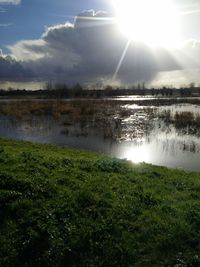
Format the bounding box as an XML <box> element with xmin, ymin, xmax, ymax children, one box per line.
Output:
<box><xmin>151</xmin><ymin>116</ymin><xmax>200</xmax><ymax>155</ymax></box>
<box><xmin>0</xmin><ymin>115</ymin><xmax>58</xmax><ymax>136</ymax></box>
<box><xmin>182</xmin><ymin>141</ymin><xmax>199</xmax><ymax>153</ymax></box>
<box><xmin>160</xmin><ymin>138</ymin><xmax>200</xmax><ymax>155</ymax></box>
<box><xmin>156</xmin><ymin>108</ymin><xmax>200</xmax><ymax>136</ymax></box>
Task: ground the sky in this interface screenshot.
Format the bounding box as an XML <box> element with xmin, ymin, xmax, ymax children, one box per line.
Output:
<box><xmin>1</xmin><ymin>0</ymin><xmax>200</xmax><ymax>88</ymax></box>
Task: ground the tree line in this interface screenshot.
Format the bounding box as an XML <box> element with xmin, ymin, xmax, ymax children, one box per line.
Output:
<box><xmin>0</xmin><ymin>82</ymin><xmax>199</xmax><ymax>98</ymax></box>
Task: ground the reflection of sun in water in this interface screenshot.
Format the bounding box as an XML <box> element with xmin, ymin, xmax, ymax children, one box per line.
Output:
<box><xmin>124</xmin><ymin>145</ymin><xmax>150</xmax><ymax>164</ymax></box>
<box><xmin>113</xmin><ymin>0</ymin><xmax>180</xmax><ymax>48</ymax></box>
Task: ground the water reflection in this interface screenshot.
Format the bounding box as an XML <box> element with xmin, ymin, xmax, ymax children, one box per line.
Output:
<box><xmin>0</xmin><ymin>100</ymin><xmax>199</xmax><ymax>172</ymax></box>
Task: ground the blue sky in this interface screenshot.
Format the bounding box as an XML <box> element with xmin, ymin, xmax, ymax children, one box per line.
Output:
<box><xmin>0</xmin><ymin>0</ymin><xmax>112</xmax><ymax>51</ymax></box>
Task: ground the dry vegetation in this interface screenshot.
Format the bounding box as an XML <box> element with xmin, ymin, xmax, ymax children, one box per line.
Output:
<box><xmin>0</xmin><ymin>99</ymin><xmax>200</xmax><ymax>142</ymax></box>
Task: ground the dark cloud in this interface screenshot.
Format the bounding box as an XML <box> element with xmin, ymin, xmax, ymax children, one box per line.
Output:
<box><xmin>0</xmin><ymin>50</ymin><xmax>34</xmax><ymax>81</ymax></box>
<box><xmin>1</xmin><ymin>10</ymin><xmax>200</xmax><ymax>85</ymax></box>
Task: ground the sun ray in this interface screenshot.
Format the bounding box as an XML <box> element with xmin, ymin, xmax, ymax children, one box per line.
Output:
<box><xmin>74</xmin><ymin>12</ymin><xmax>116</xmax><ymax>29</ymax></box>
<box><xmin>180</xmin><ymin>9</ymin><xmax>200</xmax><ymax>16</ymax></box>
<box><xmin>113</xmin><ymin>39</ymin><xmax>131</xmax><ymax>80</ymax></box>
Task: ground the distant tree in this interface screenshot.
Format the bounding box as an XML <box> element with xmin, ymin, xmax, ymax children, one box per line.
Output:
<box><xmin>45</xmin><ymin>81</ymin><xmax>53</xmax><ymax>90</ymax></box>
<box><xmin>142</xmin><ymin>82</ymin><xmax>146</xmax><ymax>90</ymax></box>
<box><xmin>73</xmin><ymin>83</ymin><xmax>83</xmax><ymax>91</ymax></box>
<box><xmin>189</xmin><ymin>82</ymin><xmax>195</xmax><ymax>89</ymax></box>
<box><xmin>73</xmin><ymin>83</ymin><xmax>83</xmax><ymax>97</ymax></box>
<box><xmin>54</xmin><ymin>83</ymin><xmax>68</xmax><ymax>90</ymax></box>
<box><xmin>161</xmin><ymin>86</ymin><xmax>166</xmax><ymax>96</ymax></box>
<box><xmin>105</xmin><ymin>85</ymin><xmax>113</xmax><ymax>91</ymax></box>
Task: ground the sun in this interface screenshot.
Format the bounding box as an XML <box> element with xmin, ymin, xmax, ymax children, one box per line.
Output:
<box><xmin>113</xmin><ymin>0</ymin><xmax>180</xmax><ymax>48</ymax></box>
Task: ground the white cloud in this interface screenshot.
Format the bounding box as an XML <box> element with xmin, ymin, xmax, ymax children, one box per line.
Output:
<box><xmin>0</xmin><ymin>0</ymin><xmax>21</xmax><ymax>4</ymax></box>
<box><xmin>151</xmin><ymin>69</ymin><xmax>200</xmax><ymax>87</ymax></box>
<box><xmin>8</xmin><ymin>39</ymin><xmax>48</xmax><ymax>61</ymax></box>
<box><xmin>0</xmin><ymin>23</ymin><xmax>12</xmax><ymax>27</ymax></box>
<box><xmin>2</xmin><ymin>10</ymin><xmax>200</xmax><ymax>85</ymax></box>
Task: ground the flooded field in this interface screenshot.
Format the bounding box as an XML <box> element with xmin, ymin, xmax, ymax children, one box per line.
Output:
<box><xmin>0</xmin><ymin>97</ymin><xmax>200</xmax><ymax>171</ymax></box>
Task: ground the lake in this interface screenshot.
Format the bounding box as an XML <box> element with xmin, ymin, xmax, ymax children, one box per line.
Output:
<box><xmin>0</xmin><ymin>97</ymin><xmax>199</xmax><ymax>172</ymax></box>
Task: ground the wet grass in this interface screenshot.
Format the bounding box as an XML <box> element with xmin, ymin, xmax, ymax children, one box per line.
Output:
<box><xmin>0</xmin><ymin>138</ymin><xmax>200</xmax><ymax>267</ymax></box>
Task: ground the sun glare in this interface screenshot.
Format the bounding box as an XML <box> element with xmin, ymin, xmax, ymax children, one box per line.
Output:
<box><xmin>113</xmin><ymin>0</ymin><xmax>180</xmax><ymax>48</ymax></box>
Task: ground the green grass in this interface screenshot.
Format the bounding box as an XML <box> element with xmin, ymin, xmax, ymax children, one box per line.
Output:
<box><xmin>0</xmin><ymin>138</ymin><xmax>200</xmax><ymax>267</ymax></box>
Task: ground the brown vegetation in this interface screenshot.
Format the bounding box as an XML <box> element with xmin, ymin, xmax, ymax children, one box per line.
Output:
<box><xmin>0</xmin><ymin>99</ymin><xmax>200</xmax><ymax>141</ymax></box>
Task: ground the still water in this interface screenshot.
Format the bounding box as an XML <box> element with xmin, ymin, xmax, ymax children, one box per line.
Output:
<box><xmin>0</xmin><ymin>99</ymin><xmax>199</xmax><ymax>172</ymax></box>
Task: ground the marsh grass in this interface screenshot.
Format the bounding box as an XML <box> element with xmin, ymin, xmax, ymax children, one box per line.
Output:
<box><xmin>174</xmin><ymin>111</ymin><xmax>200</xmax><ymax>128</ymax></box>
<box><xmin>0</xmin><ymin>97</ymin><xmax>200</xmax><ymax>118</ymax></box>
<box><xmin>157</xmin><ymin>108</ymin><xmax>200</xmax><ymax>132</ymax></box>
<box><xmin>0</xmin><ymin>99</ymin><xmax>200</xmax><ymax>142</ymax></box>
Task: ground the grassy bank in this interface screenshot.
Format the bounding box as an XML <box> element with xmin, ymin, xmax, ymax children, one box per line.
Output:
<box><xmin>0</xmin><ymin>138</ymin><xmax>200</xmax><ymax>267</ymax></box>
